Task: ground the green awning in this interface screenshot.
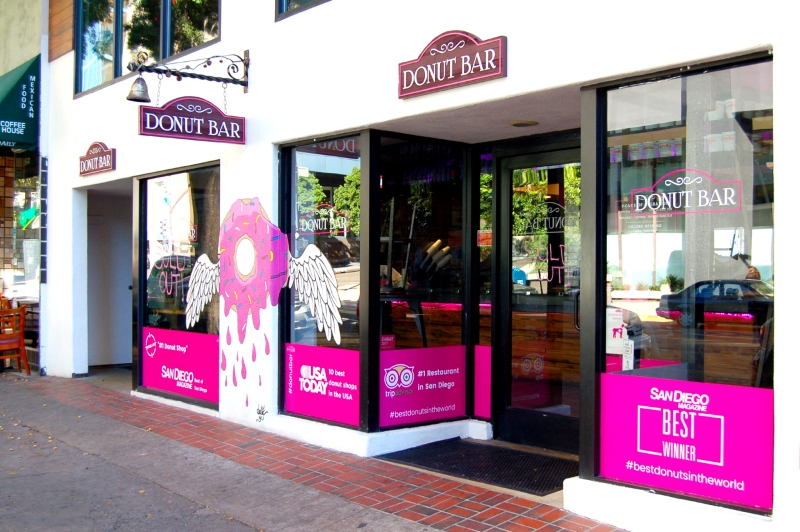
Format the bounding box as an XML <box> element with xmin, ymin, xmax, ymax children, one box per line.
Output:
<box><xmin>0</xmin><ymin>55</ymin><xmax>40</xmax><ymax>150</ymax></box>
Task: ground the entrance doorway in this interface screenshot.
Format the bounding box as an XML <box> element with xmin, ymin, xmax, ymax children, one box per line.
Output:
<box><xmin>87</xmin><ymin>185</ymin><xmax>134</xmax><ymax>371</ymax></box>
<box><xmin>493</xmin><ymin>148</ymin><xmax>582</xmax><ymax>453</ymax></box>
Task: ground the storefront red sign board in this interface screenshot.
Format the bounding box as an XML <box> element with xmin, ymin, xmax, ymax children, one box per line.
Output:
<box><xmin>79</xmin><ymin>141</ymin><xmax>116</xmax><ymax>176</ymax></box>
<box><xmin>138</xmin><ymin>97</ymin><xmax>245</xmax><ymax>144</ymax></box>
<box><xmin>399</xmin><ymin>31</ymin><xmax>507</xmax><ymax>99</ymax></box>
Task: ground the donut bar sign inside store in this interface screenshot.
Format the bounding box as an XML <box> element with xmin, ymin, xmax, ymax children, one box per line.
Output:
<box><xmin>138</xmin><ymin>96</ymin><xmax>246</xmax><ymax>144</ymax></box>
<box><xmin>399</xmin><ymin>31</ymin><xmax>507</xmax><ymax>99</ymax></box>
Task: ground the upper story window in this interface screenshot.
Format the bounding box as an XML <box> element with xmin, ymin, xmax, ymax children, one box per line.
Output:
<box><xmin>276</xmin><ymin>0</ymin><xmax>331</xmax><ymax>20</ymax></box>
<box><xmin>77</xmin><ymin>0</ymin><xmax>220</xmax><ymax>93</ymax></box>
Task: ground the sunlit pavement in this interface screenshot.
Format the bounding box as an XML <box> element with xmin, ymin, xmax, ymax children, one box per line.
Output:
<box><xmin>0</xmin><ymin>371</ymin><xmax>625</xmax><ymax>531</ymax></box>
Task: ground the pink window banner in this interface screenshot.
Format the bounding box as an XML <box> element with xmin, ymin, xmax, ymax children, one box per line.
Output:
<box><xmin>141</xmin><ymin>327</ymin><xmax>220</xmax><ymax>403</ymax></box>
<box><xmin>284</xmin><ymin>343</ymin><xmax>360</xmax><ymax>427</ymax></box>
<box><xmin>600</xmin><ymin>373</ymin><xmax>773</xmax><ymax>511</ymax></box>
<box><xmin>380</xmin><ymin>345</ymin><xmax>466</xmax><ymax>428</ymax></box>
<box><xmin>474</xmin><ymin>345</ymin><xmax>491</xmax><ymax>420</ymax></box>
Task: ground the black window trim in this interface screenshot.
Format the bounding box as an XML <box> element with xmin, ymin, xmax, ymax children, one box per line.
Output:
<box><xmin>275</xmin><ymin>0</ymin><xmax>332</xmax><ymax>22</ymax></box>
<box><xmin>74</xmin><ymin>0</ymin><xmax>222</xmax><ymax>96</ymax></box>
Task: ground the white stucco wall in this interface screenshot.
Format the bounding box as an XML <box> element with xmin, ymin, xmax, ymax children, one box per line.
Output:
<box><xmin>41</xmin><ymin>1</ymin><xmax>799</xmax><ymax>529</ymax></box>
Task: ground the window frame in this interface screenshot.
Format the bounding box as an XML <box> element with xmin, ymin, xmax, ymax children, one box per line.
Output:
<box><xmin>275</xmin><ymin>0</ymin><xmax>332</xmax><ymax>22</ymax></box>
<box><xmin>133</xmin><ymin>160</ymin><xmax>222</xmax><ymax>409</ymax></box>
<box><xmin>74</xmin><ymin>0</ymin><xmax>222</xmax><ymax>96</ymax></box>
<box><xmin>278</xmin><ymin>129</ymin><xmax>477</xmax><ymax>432</ymax></box>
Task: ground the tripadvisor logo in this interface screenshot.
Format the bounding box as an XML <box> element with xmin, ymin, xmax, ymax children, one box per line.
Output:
<box><xmin>384</xmin><ymin>364</ymin><xmax>414</xmax><ymax>397</ymax></box>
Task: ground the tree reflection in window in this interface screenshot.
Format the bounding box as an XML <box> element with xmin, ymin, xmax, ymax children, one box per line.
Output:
<box><xmin>123</xmin><ymin>0</ymin><xmax>220</xmax><ymax>57</ymax></box>
<box><xmin>78</xmin><ymin>0</ymin><xmax>220</xmax><ymax>92</ymax></box>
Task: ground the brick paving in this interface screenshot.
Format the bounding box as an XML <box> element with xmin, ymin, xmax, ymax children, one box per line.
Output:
<box><xmin>18</xmin><ymin>375</ymin><xmax>623</xmax><ymax>531</ymax></box>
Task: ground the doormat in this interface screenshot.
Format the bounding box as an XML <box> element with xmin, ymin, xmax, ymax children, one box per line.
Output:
<box><xmin>378</xmin><ymin>438</ymin><xmax>579</xmax><ymax>496</ymax></box>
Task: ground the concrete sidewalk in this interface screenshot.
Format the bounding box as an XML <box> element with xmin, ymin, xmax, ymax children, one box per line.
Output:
<box><xmin>0</xmin><ymin>372</ymin><xmax>622</xmax><ymax>531</ymax></box>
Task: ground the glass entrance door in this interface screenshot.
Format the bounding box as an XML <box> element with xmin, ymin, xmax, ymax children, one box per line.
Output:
<box><xmin>494</xmin><ymin>149</ymin><xmax>582</xmax><ymax>453</ymax></box>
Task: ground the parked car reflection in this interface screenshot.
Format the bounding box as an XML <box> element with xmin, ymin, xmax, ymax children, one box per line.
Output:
<box><xmin>656</xmin><ymin>279</ymin><xmax>774</xmax><ymax>329</ymax></box>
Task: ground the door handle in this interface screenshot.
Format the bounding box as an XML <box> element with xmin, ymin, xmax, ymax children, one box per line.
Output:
<box><xmin>574</xmin><ymin>290</ymin><xmax>580</xmax><ymax>331</ymax></box>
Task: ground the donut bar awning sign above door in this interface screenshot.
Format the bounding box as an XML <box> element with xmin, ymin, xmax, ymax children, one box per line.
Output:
<box><xmin>138</xmin><ymin>97</ymin><xmax>246</xmax><ymax>144</ymax></box>
<box><xmin>398</xmin><ymin>31</ymin><xmax>507</xmax><ymax>99</ymax></box>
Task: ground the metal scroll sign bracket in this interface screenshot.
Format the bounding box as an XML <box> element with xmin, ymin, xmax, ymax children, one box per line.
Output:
<box><xmin>128</xmin><ymin>50</ymin><xmax>250</xmax><ymax>93</ymax></box>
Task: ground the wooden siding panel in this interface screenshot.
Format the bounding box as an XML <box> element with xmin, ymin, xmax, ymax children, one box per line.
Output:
<box><xmin>50</xmin><ymin>16</ymin><xmax>73</xmax><ymax>37</ymax></box>
<box><xmin>48</xmin><ymin>0</ymin><xmax>73</xmax><ymax>61</ymax></box>
<box><xmin>50</xmin><ymin>2</ymin><xmax>73</xmax><ymax>26</ymax></box>
<box><xmin>49</xmin><ymin>38</ymin><xmax>72</xmax><ymax>61</ymax></box>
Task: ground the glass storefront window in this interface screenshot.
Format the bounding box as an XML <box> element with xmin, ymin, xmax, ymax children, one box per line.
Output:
<box><xmin>144</xmin><ymin>168</ymin><xmax>220</xmax><ymax>335</ymax></box>
<box><xmin>378</xmin><ymin>137</ymin><xmax>464</xmax><ymax>349</ymax></box>
<box><xmin>605</xmin><ymin>62</ymin><xmax>774</xmax><ymax>387</ymax></box>
<box><xmin>288</xmin><ymin>136</ymin><xmax>361</xmax><ymax>351</ymax></box>
<box><xmin>510</xmin><ymin>162</ymin><xmax>581</xmax><ymax>415</ymax></box>
<box><xmin>600</xmin><ymin>60</ymin><xmax>774</xmax><ymax>512</ymax></box>
<box><xmin>0</xmin><ymin>150</ymin><xmax>40</xmax><ymax>366</ymax></box>
<box><xmin>141</xmin><ymin>166</ymin><xmax>220</xmax><ymax>405</ymax></box>
<box><xmin>284</xmin><ymin>137</ymin><xmax>362</xmax><ymax>427</ymax></box>
<box><xmin>478</xmin><ymin>152</ymin><xmax>493</xmax><ymax>344</ymax></box>
<box><xmin>377</xmin><ymin>137</ymin><xmax>466</xmax><ymax>428</ymax></box>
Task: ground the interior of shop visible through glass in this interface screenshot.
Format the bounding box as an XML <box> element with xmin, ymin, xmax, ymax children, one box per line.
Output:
<box><xmin>605</xmin><ymin>61</ymin><xmax>774</xmax><ymax>388</ymax></box>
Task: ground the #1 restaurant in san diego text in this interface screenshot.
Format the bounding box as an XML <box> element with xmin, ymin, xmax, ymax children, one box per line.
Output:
<box><xmin>41</xmin><ymin>1</ymin><xmax>798</xmax><ymax>530</ymax></box>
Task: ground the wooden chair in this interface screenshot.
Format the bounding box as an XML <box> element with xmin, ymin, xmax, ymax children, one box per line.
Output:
<box><xmin>0</xmin><ymin>306</ymin><xmax>29</xmax><ymax>376</ymax></box>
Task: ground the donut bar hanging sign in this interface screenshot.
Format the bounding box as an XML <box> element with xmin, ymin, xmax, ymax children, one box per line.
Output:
<box><xmin>138</xmin><ymin>96</ymin><xmax>246</xmax><ymax>144</ymax></box>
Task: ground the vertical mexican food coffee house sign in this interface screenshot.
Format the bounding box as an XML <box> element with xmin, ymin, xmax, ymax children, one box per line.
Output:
<box><xmin>138</xmin><ymin>97</ymin><xmax>245</xmax><ymax>144</ymax></box>
<box><xmin>399</xmin><ymin>31</ymin><xmax>507</xmax><ymax>99</ymax></box>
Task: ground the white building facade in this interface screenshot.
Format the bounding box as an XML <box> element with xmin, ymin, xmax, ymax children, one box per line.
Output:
<box><xmin>39</xmin><ymin>1</ymin><xmax>798</xmax><ymax>530</ymax></box>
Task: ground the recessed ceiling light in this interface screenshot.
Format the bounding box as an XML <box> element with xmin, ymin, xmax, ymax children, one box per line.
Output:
<box><xmin>508</xmin><ymin>120</ymin><xmax>539</xmax><ymax>128</ymax></box>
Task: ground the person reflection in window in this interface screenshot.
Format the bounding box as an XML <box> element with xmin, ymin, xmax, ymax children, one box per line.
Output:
<box><xmin>745</xmin><ymin>266</ymin><xmax>762</xmax><ymax>280</ymax></box>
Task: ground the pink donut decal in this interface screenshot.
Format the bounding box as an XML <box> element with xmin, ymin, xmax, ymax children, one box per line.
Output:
<box><xmin>185</xmin><ymin>195</ymin><xmax>343</xmax><ymax>415</ymax></box>
<box><xmin>219</xmin><ymin>198</ymin><xmax>289</xmax><ymax>343</ymax></box>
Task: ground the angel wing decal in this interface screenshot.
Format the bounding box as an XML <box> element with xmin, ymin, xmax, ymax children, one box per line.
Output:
<box><xmin>288</xmin><ymin>244</ymin><xmax>343</xmax><ymax>345</ymax></box>
<box><xmin>185</xmin><ymin>254</ymin><xmax>220</xmax><ymax>328</ymax></box>
<box><xmin>184</xmin><ymin>198</ymin><xmax>343</xmax><ymax>345</ymax></box>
